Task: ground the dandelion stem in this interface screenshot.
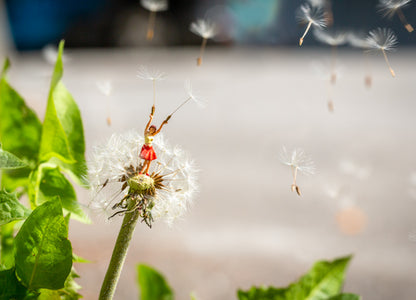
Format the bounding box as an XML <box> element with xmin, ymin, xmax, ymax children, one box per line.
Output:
<box><xmin>381</xmin><ymin>48</ymin><xmax>395</xmax><ymax>77</ymax></box>
<box><xmin>99</xmin><ymin>200</ymin><xmax>140</xmax><ymax>300</ymax></box>
<box><xmin>396</xmin><ymin>8</ymin><xmax>414</xmax><ymax>33</ymax></box>
<box><xmin>146</xmin><ymin>11</ymin><xmax>156</xmax><ymax>41</ymax></box>
<box><xmin>197</xmin><ymin>38</ymin><xmax>207</xmax><ymax>66</ymax></box>
<box><xmin>299</xmin><ymin>21</ymin><xmax>312</xmax><ymax>46</ymax></box>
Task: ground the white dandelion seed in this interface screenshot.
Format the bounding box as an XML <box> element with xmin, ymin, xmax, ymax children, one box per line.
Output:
<box><xmin>348</xmin><ymin>32</ymin><xmax>371</xmax><ymax>49</ymax></box>
<box><xmin>140</xmin><ymin>0</ymin><xmax>168</xmax><ymax>41</ymax></box>
<box><xmin>280</xmin><ymin>147</ymin><xmax>315</xmax><ymax>196</ymax></box>
<box><xmin>366</xmin><ymin>28</ymin><xmax>398</xmax><ymax>77</ymax></box>
<box><xmin>314</xmin><ymin>29</ymin><xmax>347</xmax><ymax>86</ymax></box>
<box><xmin>167</xmin><ymin>80</ymin><xmax>206</xmax><ymax>119</ymax></box>
<box><xmin>88</xmin><ymin>130</ymin><xmax>198</xmax><ymax>226</ymax></box>
<box><xmin>297</xmin><ymin>3</ymin><xmax>327</xmax><ymax>46</ymax></box>
<box><xmin>348</xmin><ymin>32</ymin><xmax>373</xmax><ymax>88</ymax></box>
<box><xmin>313</xmin><ymin>29</ymin><xmax>347</xmax><ymax>46</ymax></box>
<box><xmin>378</xmin><ymin>0</ymin><xmax>414</xmax><ymax>32</ymax></box>
<box><xmin>137</xmin><ymin>66</ymin><xmax>166</xmax><ymax>106</ymax></box>
<box><xmin>96</xmin><ymin>80</ymin><xmax>113</xmax><ymax>126</ymax></box>
<box><xmin>189</xmin><ymin>19</ymin><xmax>217</xmax><ymax>66</ymax></box>
<box><xmin>96</xmin><ymin>80</ymin><xmax>112</xmax><ymax>97</ymax></box>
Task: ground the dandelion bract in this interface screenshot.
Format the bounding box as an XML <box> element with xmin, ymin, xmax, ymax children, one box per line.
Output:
<box><xmin>88</xmin><ymin>131</ymin><xmax>197</xmax><ymax>226</ymax></box>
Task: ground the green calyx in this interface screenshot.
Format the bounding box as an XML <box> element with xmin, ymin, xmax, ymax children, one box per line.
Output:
<box><xmin>127</xmin><ymin>174</ymin><xmax>155</xmax><ymax>195</ymax></box>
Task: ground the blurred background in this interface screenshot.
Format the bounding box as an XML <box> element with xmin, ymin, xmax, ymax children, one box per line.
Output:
<box><xmin>1</xmin><ymin>0</ymin><xmax>416</xmax><ymax>299</ymax></box>
<box><xmin>0</xmin><ymin>0</ymin><xmax>415</xmax><ymax>50</ymax></box>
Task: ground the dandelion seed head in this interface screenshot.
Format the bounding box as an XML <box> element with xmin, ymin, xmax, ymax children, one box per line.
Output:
<box><xmin>140</xmin><ymin>0</ymin><xmax>168</xmax><ymax>12</ymax></box>
<box><xmin>313</xmin><ymin>29</ymin><xmax>347</xmax><ymax>46</ymax></box>
<box><xmin>87</xmin><ymin>130</ymin><xmax>198</xmax><ymax>225</ymax></box>
<box><xmin>378</xmin><ymin>0</ymin><xmax>412</xmax><ymax>18</ymax></box>
<box><xmin>297</xmin><ymin>4</ymin><xmax>327</xmax><ymax>28</ymax></box>
<box><xmin>96</xmin><ymin>80</ymin><xmax>112</xmax><ymax>96</ymax></box>
<box><xmin>190</xmin><ymin>19</ymin><xmax>217</xmax><ymax>39</ymax></box>
<box><xmin>137</xmin><ymin>65</ymin><xmax>166</xmax><ymax>81</ymax></box>
<box><xmin>366</xmin><ymin>28</ymin><xmax>398</xmax><ymax>52</ymax></box>
<box><xmin>279</xmin><ymin>147</ymin><xmax>315</xmax><ymax>175</ymax></box>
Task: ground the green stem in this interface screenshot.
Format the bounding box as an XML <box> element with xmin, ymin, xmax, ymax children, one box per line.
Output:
<box><xmin>99</xmin><ymin>204</ymin><xmax>140</xmax><ymax>299</ymax></box>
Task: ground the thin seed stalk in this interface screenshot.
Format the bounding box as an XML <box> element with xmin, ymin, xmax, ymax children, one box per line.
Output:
<box><xmin>299</xmin><ymin>21</ymin><xmax>312</xmax><ymax>46</ymax></box>
<box><xmin>197</xmin><ymin>38</ymin><xmax>207</xmax><ymax>66</ymax></box>
<box><xmin>381</xmin><ymin>48</ymin><xmax>395</xmax><ymax>77</ymax></box>
<box><xmin>330</xmin><ymin>45</ymin><xmax>337</xmax><ymax>85</ymax></box>
<box><xmin>99</xmin><ymin>200</ymin><xmax>140</xmax><ymax>300</ymax></box>
<box><xmin>396</xmin><ymin>8</ymin><xmax>414</xmax><ymax>33</ymax></box>
<box><xmin>146</xmin><ymin>11</ymin><xmax>156</xmax><ymax>40</ymax></box>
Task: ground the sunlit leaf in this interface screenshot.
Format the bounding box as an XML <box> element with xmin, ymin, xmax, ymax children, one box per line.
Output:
<box><xmin>38</xmin><ymin>40</ymin><xmax>87</xmax><ymax>185</ymax></box>
<box><xmin>14</xmin><ymin>199</ymin><xmax>72</xmax><ymax>290</ymax></box>
<box><xmin>28</xmin><ymin>164</ymin><xmax>90</xmax><ymax>223</ymax></box>
<box><xmin>238</xmin><ymin>256</ymin><xmax>352</xmax><ymax>300</ymax></box>
<box><xmin>0</xmin><ymin>222</ymin><xmax>16</xmax><ymax>270</ymax></box>
<box><xmin>0</xmin><ymin>191</ymin><xmax>31</xmax><ymax>226</ymax></box>
<box><xmin>0</xmin><ymin>59</ymin><xmax>42</xmax><ymax>191</ymax></box>
<box><xmin>137</xmin><ymin>264</ymin><xmax>174</xmax><ymax>300</ymax></box>
<box><xmin>0</xmin><ymin>147</ymin><xmax>27</xmax><ymax>169</ymax></box>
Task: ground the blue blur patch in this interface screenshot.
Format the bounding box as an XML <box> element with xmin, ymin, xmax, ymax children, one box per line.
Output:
<box><xmin>5</xmin><ymin>0</ymin><xmax>104</xmax><ymax>50</ymax></box>
<box><xmin>227</xmin><ymin>0</ymin><xmax>281</xmax><ymax>42</ymax></box>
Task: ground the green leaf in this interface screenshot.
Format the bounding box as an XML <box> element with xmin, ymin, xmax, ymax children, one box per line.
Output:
<box><xmin>0</xmin><ymin>222</ymin><xmax>16</xmax><ymax>270</ymax></box>
<box><xmin>37</xmin><ymin>269</ymin><xmax>82</xmax><ymax>300</ymax></box>
<box><xmin>0</xmin><ymin>191</ymin><xmax>31</xmax><ymax>226</ymax></box>
<box><xmin>238</xmin><ymin>256</ymin><xmax>352</xmax><ymax>300</ymax></box>
<box><xmin>0</xmin><ymin>147</ymin><xmax>27</xmax><ymax>169</ymax></box>
<box><xmin>0</xmin><ymin>268</ymin><xmax>28</xmax><ymax>300</ymax></box>
<box><xmin>237</xmin><ymin>286</ymin><xmax>286</xmax><ymax>300</ymax></box>
<box><xmin>14</xmin><ymin>199</ymin><xmax>72</xmax><ymax>290</ymax></box>
<box><xmin>326</xmin><ymin>294</ymin><xmax>361</xmax><ymax>300</ymax></box>
<box><xmin>0</xmin><ymin>59</ymin><xmax>42</xmax><ymax>191</ymax></box>
<box><xmin>28</xmin><ymin>164</ymin><xmax>90</xmax><ymax>223</ymax></box>
<box><xmin>137</xmin><ymin>264</ymin><xmax>174</xmax><ymax>300</ymax></box>
<box><xmin>38</xmin><ymin>41</ymin><xmax>87</xmax><ymax>185</ymax></box>
<box><xmin>1</xmin><ymin>58</ymin><xmax>10</xmax><ymax>78</ymax></box>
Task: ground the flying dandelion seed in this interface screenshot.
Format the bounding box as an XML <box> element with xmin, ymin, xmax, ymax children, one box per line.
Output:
<box><xmin>297</xmin><ymin>3</ymin><xmax>327</xmax><ymax>46</ymax></box>
<box><xmin>140</xmin><ymin>0</ymin><xmax>168</xmax><ymax>41</ymax></box>
<box><xmin>189</xmin><ymin>19</ymin><xmax>217</xmax><ymax>66</ymax></box>
<box><xmin>96</xmin><ymin>80</ymin><xmax>113</xmax><ymax>126</ymax></box>
<box><xmin>167</xmin><ymin>80</ymin><xmax>205</xmax><ymax>120</ymax></box>
<box><xmin>348</xmin><ymin>32</ymin><xmax>373</xmax><ymax>88</ymax></box>
<box><xmin>137</xmin><ymin>66</ymin><xmax>166</xmax><ymax>107</ymax></box>
<box><xmin>378</xmin><ymin>0</ymin><xmax>414</xmax><ymax>32</ymax></box>
<box><xmin>366</xmin><ymin>28</ymin><xmax>398</xmax><ymax>77</ymax></box>
<box><xmin>280</xmin><ymin>147</ymin><xmax>315</xmax><ymax>196</ymax></box>
<box><xmin>88</xmin><ymin>131</ymin><xmax>197</xmax><ymax>227</ymax></box>
<box><xmin>314</xmin><ymin>29</ymin><xmax>347</xmax><ymax>85</ymax></box>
